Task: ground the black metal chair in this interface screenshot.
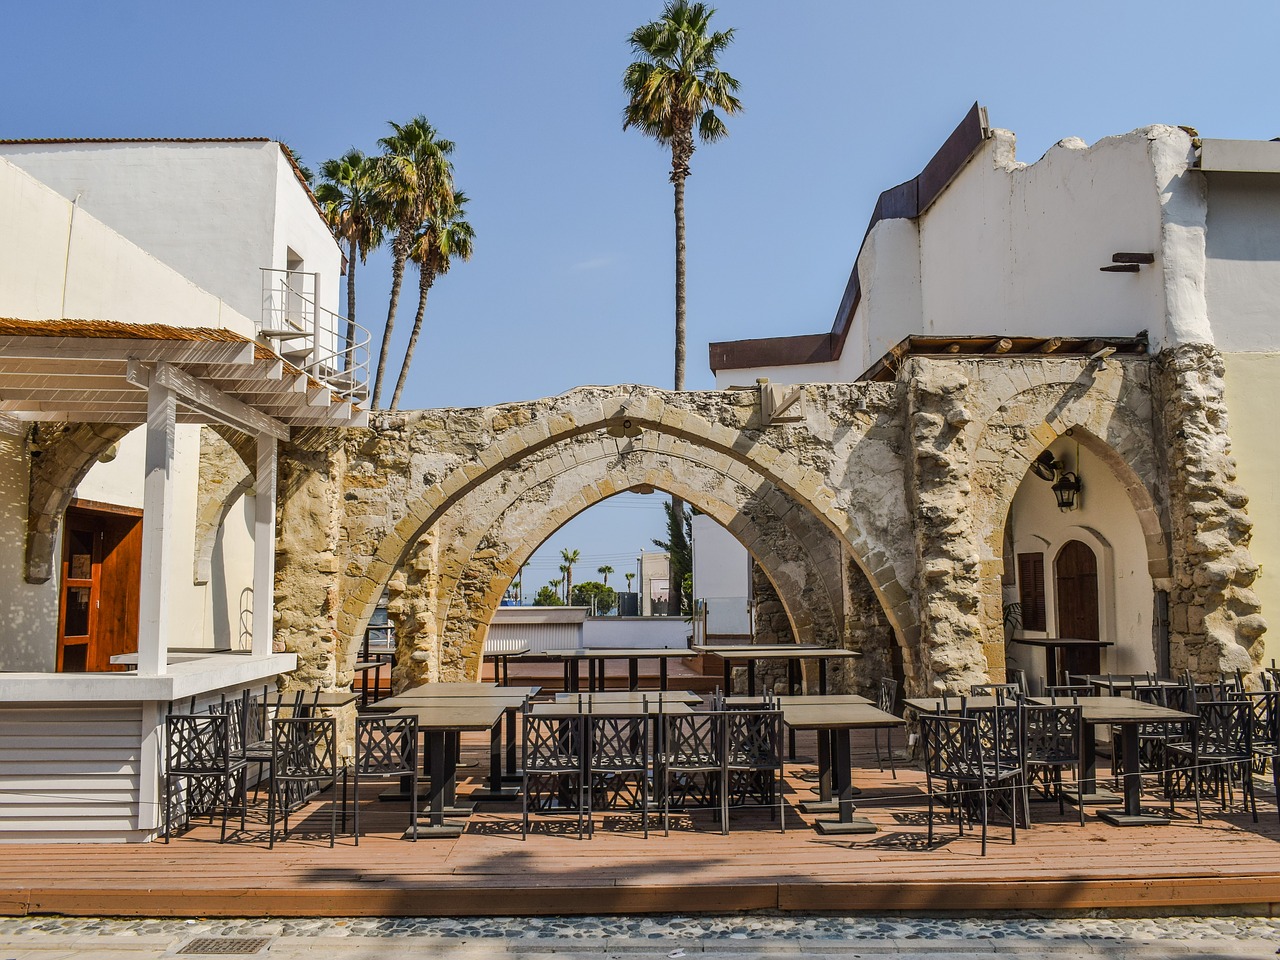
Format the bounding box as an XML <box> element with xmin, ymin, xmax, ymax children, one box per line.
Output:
<box><xmin>267</xmin><ymin>715</ymin><xmax>347</xmax><ymax>848</ymax></box>
<box><xmin>919</xmin><ymin>712</ymin><xmax>1022</xmax><ymax>856</ymax></box>
<box><xmin>721</xmin><ymin>707</ymin><xmax>785</xmax><ymax>834</ymax></box>
<box><xmin>1042</xmin><ymin>682</ymin><xmax>1093</xmax><ymax>700</ymax></box>
<box><xmin>521</xmin><ymin>710</ymin><xmax>587</xmax><ymax>839</ymax></box>
<box><xmin>163</xmin><ymin>713</ymin><xmax>249</xmax><ymax>843</ymax></box>
<box><xmin>1020</xmin><ymin>702</ymin><xmax>1085</xmax><ymax>825</ymax></box>
<box><xmin>970</xmin><ymin>683</ymin><xmax>1021</xmax><ymax>702</ymax></box>
<box><xmin>657</xmin><ymin>712</ymin><xmax>721</xmax><ymax>834</ymax></box>
<box><xmin>586</xmin><ymin>713</ymin><xmax>650</xmax><ymax>838</ymax></box>
<box><xmin>1246</xmin><ymin>690</ymin><xmax>1279</xmax><ymax>823</ymax></box>
<box><xmin>1166</xmin><ymin>699</ymin><xmax>1255</xmax><ymax>824</ymax></box>
<box><xmin>873</xmin><ymin>677</ymin><xmax>898</xmax><ymax>778</ymax></box>
<box><xmin>352</xmin><ymin>714</ymin><xmax>419</xmax><ymax>843</ymax></box>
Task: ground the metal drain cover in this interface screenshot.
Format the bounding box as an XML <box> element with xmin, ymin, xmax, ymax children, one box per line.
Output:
<box><xmin>177</xmin><ymin>936</ymin><xmax>272</xmax><ymax>955</ymax></box>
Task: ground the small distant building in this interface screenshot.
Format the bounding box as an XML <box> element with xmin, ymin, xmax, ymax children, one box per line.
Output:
<box><xmin>636</xmin><ymin>550</ymin><xmax>671</xmax><ymax>616</ymax></box>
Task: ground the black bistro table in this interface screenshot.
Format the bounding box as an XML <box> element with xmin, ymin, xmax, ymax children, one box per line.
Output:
<box><xmin>1012</xmin><ymin>637</ymin><xmax>1114</xmax><ymax>686</ymax></box>
<box><xmin>775</xmin><ymin>696</ymin><xmax>903</xmax><ymax>835</ymax></box>
<box><xmin>691</xmin><ymin>644</ymin><xmax>862</xmax><ymax>697</ymax></box>
<box><xmin>539</xmin><ymin>647</ymin><xmax>691</xmax><ymax>693</ymax></box>
<box><xmin>390</xmin><ymin>695</ymin><xmax>512</xmax><ymax>838</ymax></box>
<box><xmin>1030</xmin><ymin>695</ymin><xmax>1195</xmax><ymax>826</ymax></box>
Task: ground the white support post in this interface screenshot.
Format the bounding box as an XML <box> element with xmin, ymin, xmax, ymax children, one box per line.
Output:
<box><xmin>137</xmin><ymin>379</ymin><xmax>176</xmax><ymax>675</ymax></box>
<box><xmin>252</xmin><ymin>432</ymin><xmax>278</xmax><ymax>657</ymax></box>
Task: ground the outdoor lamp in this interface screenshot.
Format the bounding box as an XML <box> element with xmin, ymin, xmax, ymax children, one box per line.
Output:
<box><xmin>1052</xmin><ymin>471</ymin><xmax>1082</xmax><ymax>511</ymax></box>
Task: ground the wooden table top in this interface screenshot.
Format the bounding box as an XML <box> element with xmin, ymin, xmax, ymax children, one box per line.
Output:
<box><xmin>691</xmin><ymin>644</ymin><xmax>862</xmax><ymax>661</ymax></box>
<box><xmin>723</xmin><ymin>694</ymin><xmax>873</xmax><ymax>707</ymax></box>
<box><xmin>903</xmin><ymin>695</ymin><xmax>1006</xmax><ymax>713</ymax></box>
<box><xmin>528</xmin><ymin>700</ymin><xmax>695</xmax><ymax>718</ymax></box>
<box><xmin>553</xmin><ymin>690</ymin><xmax>702</xmax><ymax>704</ymax></box>
<box><xmin>1028</xmin><ymin>696</ymin><xmax>1194</xmax><ymax>723</ymax></box>
<box><xmin>375</xmin><ymin>686</ymin><xmax>536</xmax><ymax>711</ymax></box>
<box><xmin>780</xmin><ymin>702</ymin><xmax>904</xmax><ymax>730</ymax></box>
<box><xmin>389</xmin><ymin>699</ymin><xmax>509</xmax><ymax>731</ymax></box>
<box><xmin>536</xmin><ymin>647</ymin><xmax>692</xmax><ymax>660</ymax></box>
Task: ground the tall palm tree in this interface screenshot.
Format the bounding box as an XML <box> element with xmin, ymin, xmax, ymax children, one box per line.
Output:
<box><xmin>560</xmin><ymin>549</ymin><xmax>580</xmax><ymax>604</ymax></box>
<box><xmin>370</xmin><ymin>116</ymin><xmax>456</xmax><ymax>409</ymax></box>
<box><xmin>557</xmin><ymin>565</ymin><xmax>571</xmax><ymax>604</ymax></box>
<box><xmin>389</xmin><ymin>190</ymin><xmax>475</xmax><ymax>410</ymax></box>
<box><xmin>315</xmin><ymin>149</ymin><xmax>384</xmax><ymax>359</ymax></box>
<box><xmin>623</xmin><ymin>0</ymin><xmax>741</xmax><ymax>392</ymax></box>
<box><xmin>598</xmin><ymin>565</ymin><xmax>614</xmax><ymax>586</ymax></box>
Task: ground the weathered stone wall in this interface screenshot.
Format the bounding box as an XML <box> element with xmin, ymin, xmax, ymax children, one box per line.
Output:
<box><xmin>1156</xmin><ymin>344</ymin><xmax>1267</xmax><ymax>675</ymax></box>
<box><xmin>265</xmin><ymin>356</ymin><xmax>1266</xmax><ymax>702</ymax></box>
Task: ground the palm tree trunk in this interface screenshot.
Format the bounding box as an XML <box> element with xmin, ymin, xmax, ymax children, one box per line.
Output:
<box><xmin>343</xmin><ymin>239</ymin><xmax>357</xmax><ymax>366</ymax></box>
<box><xmin>390</xmin><ymin>267</ymin><xmax>431</xmax><ymax>410</ymax></box>
<box><xmin>673</xmin><ymin>172</ymin><xmax>687</xmax><ymax>392</ymax></box>
<box><xmin>371</xmin><ymin>232</ymin><xmax>410</xmax><ymax>409</ymax></box>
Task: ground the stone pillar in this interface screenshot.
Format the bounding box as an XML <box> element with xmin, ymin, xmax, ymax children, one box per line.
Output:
<box><xmin>845</xmin><ymin>552</ymin><xmax>899</xmax><ymax>697</ymax></box>
<box><xmin>274</xmin><ymin>428</ymin><xmax>346</xmax><ymax>692</ymax></box>
<box><xmin>388</xmin><ymin>532</ymin><xmax>443</xmax><ymax>690</ymax></box>
<box><xmin>1157</xmin><ymin>344</ymin><xmax>1267</xmax><ymax>678</ymax></box>
<box><xmin>906</xmin><ymin>361</ymin><xmax>991</xmax><ymax>693</ymax></box>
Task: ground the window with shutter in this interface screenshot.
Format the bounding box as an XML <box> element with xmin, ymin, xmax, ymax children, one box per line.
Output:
<box><xmin>1017</xmin><ymin>552</ymin><xmax>1046</xmax><ymax>631</ymax></box>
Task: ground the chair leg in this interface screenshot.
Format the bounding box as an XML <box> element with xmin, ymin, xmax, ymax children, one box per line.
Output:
<box><xmin>979</xmin><ymin>781</ymin><xmax>989</xmax><ymax>856</ymax></box>
<box><xmin>353</xmin><ymin>769</ymin><xmax>361</xmax><ymax>846</ymax></box>
<box><xmin>886</xmin><ymin>730</ymin><xmax>897</xmax><ymax>779</ymax></box>
<box><xmin>267</xmin><ymin>777</ymin><xmax>276</xmax><ymax>849</ymax></box>
<box><xmin>163</xmin><ymin>775</ymin><xmax>172</xmax><ymax>843</ymax></box>
<box><xmin>410</xmin><ymin>768</ymin><xmax>419</xmax><ymax>841</ymax></box>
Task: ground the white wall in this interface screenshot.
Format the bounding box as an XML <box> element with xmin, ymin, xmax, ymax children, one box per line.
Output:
<box><xmin>205</xmin><ymin>491</ymin><xmax>256</xmax><ymax>651</ymax></box>
<box><xmin>582</xmin><ymin>617</ymin><xmax>690</xmax><ymax>649</ymax></box>
<box><xmin>1007</xmin><ymin>436</ymin><xmax>1156</xmax><ymax>682</ymax></box>
<box><xmin>0</xmin><ymin>430</ymin><xmax>58</xmax><ymax>670</ymax></box>
<box><xmin>1206</xmin><ymin>173</ymin><xmax>1280</xmax><ymax>353</ymax></box>
<box><xmin>0</xmin><ymin>141</ymin><xmax>339</xmax><ymax>328</ymax></box>
<box><xmin>691</xmin><ymin>514</ymin><xmax>751</xmax><ymax>636</ymax></box>
<box><xmin>0</xmin><ymin>158</ymin><xmax>254</xmax><ymax>335</ymax></box>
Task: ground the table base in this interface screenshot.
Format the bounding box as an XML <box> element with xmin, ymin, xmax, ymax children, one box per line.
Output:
<box><xmin>408</xmin><ymin>818</ymin><xmax>467</xmax><ymax>839</ymax></box>
<box><xmin>814</xmin><ymin>816</ymin><xmax>878</xmax><ymax>835</ymax></box>
<box><xmin>1060</xmin><ymin>786</ymin><xmax>1122</xmax><ymax>805</ymax></box>
<box><xmin>378</xmin><ymin>786</ymin><xmax>430</xmax><ymax>802</ymax></box>
<box><xmin>1098</xmin><ymin>808</ymin><xmax>1171</xmax><ymax>827</ymax></box>
<box><xmin>468</xmin><ymin>788</ymin><xmax>521</xmax><ymax>802</ymax></box>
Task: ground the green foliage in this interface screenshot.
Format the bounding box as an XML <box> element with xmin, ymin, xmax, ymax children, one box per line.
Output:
<box><xmin>653</xmin><ymin>498</ymin><xmax>693</xmax><ymax>615</ymax></box>
<box><xmin>533</xmin><ymin>585</ymin><xmax>565</xmax><ymax>607</ymax></box>
<box><xmin>572</xmin><ymin>581</ymin><xmax>617</xmax><ymax>615</ymax></box>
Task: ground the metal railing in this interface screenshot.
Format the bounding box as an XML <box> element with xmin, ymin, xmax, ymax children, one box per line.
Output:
<box><xmin>259</xmin><ymin>268</ymin><xmax>370</xmax><ymax>404</ymax></box>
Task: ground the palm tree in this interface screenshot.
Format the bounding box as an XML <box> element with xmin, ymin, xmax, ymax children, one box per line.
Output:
<box><xmin>389</xmin><ymin>190</ymin><xmax>475</xmax><ymax>410</ymax></box>
<box><xmin>623</xmin><ymin>0</ymin><xmax>741</xmax><ymax>392</ymax></box>
<box><xmin>560</xmin><ymin>549</ymin><xmax>580</xmax><ymax>605</ymax></box>
<box><xmin>557</xmin><ymin>565</ymin><xmax>571</xmax><ymax>603</ymax></box>
<box><xmin>315</xmin><ymin>149</ymin><xmax>384</xmax><ymax>359</ymax></box>
<box><xmin>370</xmin><ymin>116</ymin><xmax>456</xmax><ymax>409</ymax></box>
<box><xmin>625</xmin><ymin>572</ymin><xmax>635</xmax><ymax>592</ymax></box>
<box><xmin>598</xmin><ymin>565</ymin><xmax>614</xmax><ymax>586</ymax></box>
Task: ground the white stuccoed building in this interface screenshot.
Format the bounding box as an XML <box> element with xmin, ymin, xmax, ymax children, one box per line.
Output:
<box><xmin>0</xmin><ymin>140</ymin><xmax>364</xmax><ymax>841</ymax></box>
<box><xmin>702</xmin><ymin>105</ymin><xmax>1279</xmax><ymax>684</ymax></box>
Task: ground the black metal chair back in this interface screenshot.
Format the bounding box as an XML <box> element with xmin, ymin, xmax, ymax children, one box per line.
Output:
<box><xmin>587</xmin><ymin>714</ymin><xmax>650</xmax><ymax>837</ymax></box>
<box><xmin>352</xmin><ymin>714</ymin><xmax>418</xmax><ymax>843</ymax></box>
<box><xmin>1020</xmin><ymin>702</ymin><xmax>1085</xmax><ymax>825</ymax></box>
<box><xmin>163</xmin><ymin>713</ymin><xmax>248</xmax><ymax>843</ymax></box>
<box><xmin>920</xmin><ymin>711</ymin><xmax>1020</xmax><ymax>855</ymax></box>
<box><xmin>657</xmin><ymin>712</ymin><xmax>720</xmax><ymax>833</ymax></box>
<box><xmin>521</xmin><ymin>711</ymin><xmax>586</xmax><ymax>839</ymax></box>
<box><xmin>267</xmin><ymin>715</ymin><xmax>346</xmax><ymax>848</ymax></box>
<box><xmin>874</xmin><ymin>677</ymin><xmax>899</xmax><ymax>778</ymax></box>
<box><xmin>720</xmin><ymin>707</ymin><xmax>784</xmax><ymax>834</ymax></box>
<box><xmin>1042</xmin><ymin>684</ymin><xmax>1091</xmax><ymax>700</ymax></box>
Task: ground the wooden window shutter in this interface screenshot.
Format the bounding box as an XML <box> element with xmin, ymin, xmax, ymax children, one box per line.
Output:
<box><xmin>1017</xmin><ymin>552</ymin><xmax>1046</xmax><ymax>631</ymax></box>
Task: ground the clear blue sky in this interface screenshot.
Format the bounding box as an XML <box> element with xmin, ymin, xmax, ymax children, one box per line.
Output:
<box><xmin>7</xmin><ymin>1</ymin><xmax>1280</xmax><ymax>596</ymax></box>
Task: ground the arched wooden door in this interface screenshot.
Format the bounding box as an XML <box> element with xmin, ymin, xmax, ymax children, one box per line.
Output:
<box><xmin>1055</xmin><ymin>540</ymin><xmax>1100</xmax><ymax>676</ymax></box>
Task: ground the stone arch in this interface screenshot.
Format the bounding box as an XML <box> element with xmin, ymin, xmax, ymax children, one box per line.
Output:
<box><xmin>969</xmin><ymin>361</ymin><xmax>1169</xmax><ymax>677</ymax></box>
<box><xmin>192</xmin><ymin>426</ymin><xmax>255</xmax><ymax>584</ymax></box>
<box><xmin>25</xmin><ymin>420</ymin><xmax>130</xmax><ymax>582</ymax></box>
<box><xmin>422</xmin><ymin>445</ymin><xmax>849</xmax><ymax>685</ymax></box>
<box><xmin>337</xmin><ymin>385</ymin><xmax>917</xmax><ymax>663</ymax></box>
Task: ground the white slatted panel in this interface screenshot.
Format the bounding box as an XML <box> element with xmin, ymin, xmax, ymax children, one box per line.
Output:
<box><xmin>485</xmin><ymin>621</ymin><xmax>583</xmax><ymax>654</ymax></box>
<box><xmin>0</xmin><ymin>704</ymin><xmax>146</xmax><ymax>842</ymax></box>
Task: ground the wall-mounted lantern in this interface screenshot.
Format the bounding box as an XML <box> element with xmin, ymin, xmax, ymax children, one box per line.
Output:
<box><xmin>1052</xmin><ymin>471</ymin><xmax>1082</xmax><ymax>512</ymax></box>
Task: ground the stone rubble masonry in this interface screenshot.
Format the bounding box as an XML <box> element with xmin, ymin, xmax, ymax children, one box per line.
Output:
<box><xmin>1157</xmin><ymin>343</ymin><xmax>1268</xmax><ymax>675</ymax></box>
<box><xmin>252</xmin><ymin>356</ymin><xmax>1265</xmax><ymax>706</ymax></box>
<box><xmin>25</xmin><ymin>420</ymin><xmax>130</xmax><ymax>583</ymax></box>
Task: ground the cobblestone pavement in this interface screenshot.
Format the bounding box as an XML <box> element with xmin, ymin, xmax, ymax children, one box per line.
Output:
<box><xmin>0</xmin><ymin>914</ymin><xmax>1278</xmax><ymax>959</ymax></box>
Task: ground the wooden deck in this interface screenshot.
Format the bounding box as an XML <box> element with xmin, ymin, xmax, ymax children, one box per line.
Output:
<box><xmin>3</xmin><ymin>730</ymin><xmax>1279</xmax><ymax>918</ymax></box>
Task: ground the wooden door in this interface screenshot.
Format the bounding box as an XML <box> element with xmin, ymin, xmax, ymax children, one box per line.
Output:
<box><xmin>57</xmin><ymin>504</ymin><xmax>142</xmax><ymax>672</ymax></box>
<box><xmin>1055</xmin><ymin>540</ymin><xmax>1100</xmax><ymax>676</ymax></box>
